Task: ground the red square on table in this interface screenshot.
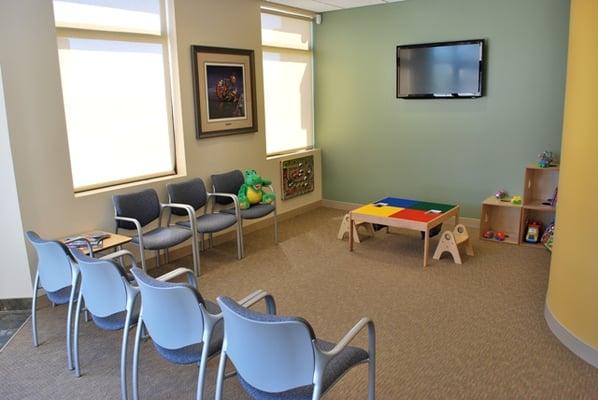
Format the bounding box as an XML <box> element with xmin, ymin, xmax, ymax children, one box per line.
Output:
<box><xmin>389</xmin><ymin>208</ymin><xmax>439</xmax><ymax>223</ymax></box>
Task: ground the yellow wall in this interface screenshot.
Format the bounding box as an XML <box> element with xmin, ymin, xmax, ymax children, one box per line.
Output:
<box><xmin>546</xmin><ymin>0</ymin><xmax>598</xmax><ymax>348</ymax></box>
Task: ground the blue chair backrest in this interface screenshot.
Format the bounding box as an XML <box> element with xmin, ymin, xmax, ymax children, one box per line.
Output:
<box><xmin>210</xmin><ymin>170</ymin><xmax>244</xmax><ymax>205</ymax></box>
<box><xmin>131</xmin><ymin>267</ymin><xmax>206</xmax><ymax>350</ymax></box>
<box><xmin>71</xmin><ymin>250</ymin><xmax>129</xmax><ymax>318</ymax></box>
<box><xmin>26</xmin><ymin>231</ymin><xmax>74</xmax><ymax>293</ymax></box>
<box><xmin>217</xmin><ymin>296</ymin><xmax>316</xmax><ymax>393</ymax></box>
<box><xmin>167</xmin><ymin>178</ymin><xmax>208</xmax><ymax>215</ymax></box>
<box><xmin>113</xmin><ymin>189</ymin><xmax>160</xmax><ymax>230</ymax></box>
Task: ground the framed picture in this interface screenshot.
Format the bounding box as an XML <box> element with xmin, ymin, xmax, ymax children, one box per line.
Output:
<box><xmin>191</xmin><ymin>45</ymin><xmax>258</xmax><ymax>139</ymax></box>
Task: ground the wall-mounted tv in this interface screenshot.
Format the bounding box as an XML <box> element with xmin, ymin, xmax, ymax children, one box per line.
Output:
<box><xmin>396</xmin><ymin>39</ymin><xmax>485</xmax><ymax>99</ymax></box>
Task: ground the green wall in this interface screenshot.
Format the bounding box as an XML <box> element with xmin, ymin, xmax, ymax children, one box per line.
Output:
<box><xmin>315</xmin><ymin>0</ymin><xmax>570</xmax><ymax>217</ymax></box>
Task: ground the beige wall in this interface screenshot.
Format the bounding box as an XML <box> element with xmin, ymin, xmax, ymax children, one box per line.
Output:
<box><xmin>0</xmin><ymin>0</ymin><xmax>321</xmax><ymax>298</ymax></box>
<box><xmin>0</xmin><ymin>66</ymin><xmax>33</xmax><ymax>299</ymax></box>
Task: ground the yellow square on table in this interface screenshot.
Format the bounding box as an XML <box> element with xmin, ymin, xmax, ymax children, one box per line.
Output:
<box><xmin>352</xmin><ymin>204</ymin><xmax>404</xmax><ymax>217</ymax></box>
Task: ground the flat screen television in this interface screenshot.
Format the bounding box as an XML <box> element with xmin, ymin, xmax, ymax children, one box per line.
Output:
<box><xmin>396</xmin><ymin>39</ymin><xmax>485</xmax><ymax>99</ymax></box>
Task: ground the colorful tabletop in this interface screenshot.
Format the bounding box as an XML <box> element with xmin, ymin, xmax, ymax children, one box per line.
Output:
<box><xmin>352</xmin><ymin>197</ymin><xmax>457</xmax><ymax>224</ymax></box>
<box><xmin>349</xmin><ymin>197</ymin><xmax>460</xmax><ymax>267</ymax></box>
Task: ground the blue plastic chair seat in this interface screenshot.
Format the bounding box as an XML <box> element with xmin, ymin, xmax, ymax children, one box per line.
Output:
<box><xmin>46</xmin><ymin>286</ymin><xmax>73</xmax><ymax>305</ymax></box>
<box><xmin>176</xmin><ymin>213</ymin><xmax>237</xmax><ymax>233</ymax></box>
<box><xmin>237</xmin><ymin>339</ymin><xmax>368</xmax><ymax>400</ymax></box>
<box><xmin>131</xmin><ymin>226</ymin><xmax>192</xmax><ymax>250</ymax></box>
<box><xmin>91</xmin><ymin>309</ymin><xmax>140</xmax><ymax>331</ymax></box>
<box><xmin>152</xmin><ymin>300</ymin><xmax>223</xmax><ymax>365</ymax></box>
<box><xmin>221</xmin><ymin>204</ymin><xmax>275</xmax><ymax>220</ymax></box>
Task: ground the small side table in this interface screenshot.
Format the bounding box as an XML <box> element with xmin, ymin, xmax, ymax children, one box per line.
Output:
<box><xmin>61</xmin><ymin>231</ymin><xmax>131</xmax><ymax>255</ymax></box>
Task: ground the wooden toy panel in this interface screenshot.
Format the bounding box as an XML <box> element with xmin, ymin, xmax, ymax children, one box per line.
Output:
<box><xmin>281</xmin><ymin>155</ymin><xmax>314</xmax><ymax>200</ymax></box>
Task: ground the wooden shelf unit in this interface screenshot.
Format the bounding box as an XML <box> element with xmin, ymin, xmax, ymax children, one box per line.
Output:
<box><xmin>480</xmin><ymin>164</ymin><xmax>559</xmax><ymax>248</ymax></box>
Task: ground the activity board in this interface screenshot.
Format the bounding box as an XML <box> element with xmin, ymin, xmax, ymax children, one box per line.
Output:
<box><xmin>281</xmin><ymin>155</ymin><xmax>314</xmax><ymax>200</ymax></box>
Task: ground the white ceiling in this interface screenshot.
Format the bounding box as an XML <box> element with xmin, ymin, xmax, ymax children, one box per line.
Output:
<box><xmin>267</xmin><ymin>0</ymin><xmax>405</xmax><ymax>13</ymax></box>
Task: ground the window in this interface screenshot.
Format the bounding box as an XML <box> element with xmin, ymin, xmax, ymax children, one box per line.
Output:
<box><xmin>261</xmin><ymin>13</ymin><xmax>314</xmax><ymax>156</ymax></box>
<box><xmin>54</xmin><ymin>0</ymin><xmax>176</xmax><ymax>191</ymax></box>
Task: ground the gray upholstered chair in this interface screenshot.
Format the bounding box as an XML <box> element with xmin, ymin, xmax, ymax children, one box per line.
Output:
<box><xmin>25</xmin><ymin>231</ymin><xmax>81</xmax><ymax>371</ymax></box>
<box><xmin>70</xmin><ymin>249</ymin><xmax>140</xmax><ymax>400</ymax></box>
<box><xmin>112</xmin><ymin>188</ymin><xmax>200</xmax><ymax>274</ymax></box>
<box><xmin>211</xmin><ymin>170</ymin><xmax>278</xmax><ymax>254</ymax></box>
<box><xmin>130</xmin><ymin>267</ymin><xmax>273</xmax><ymax>400</ymax></box>
<box><xmin>167</xmin><ymin>178</ymin><xmax>243</xmax><ymax>260</ymax></box>
<box><xmin>215</xmin><ymin>296</ymin><xmax>376</xmax><ymax>400</ymax></box>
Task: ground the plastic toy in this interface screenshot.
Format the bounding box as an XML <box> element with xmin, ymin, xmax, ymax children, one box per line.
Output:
<box><xmin>541</xmin><ymin>221</ymin><xmax>555</xmax><ymax>251</ymax></box>
<box><xmin>525</xmin><ymin>221</ymin><xmax>543</xmax><ymax>243</ymax></box>
<box><xmin>495</xmin><ymin>189</ymin><xmax>508</xmax><ymax>200</ymax></box>
<box><xmin>495</xmin><ymin>231</ymin><xmax>508</xmax><ymax>241</ymax></box>
<box><xmin>511</xmin><ymin>195</ymin><xmax>522</xmax><ymax>205</ymax></box>
<box><xmin>238</xmin><ymin>169</ymin><xmax>275</xmax><ymax>210</ymax></box>
<box><xmin>537</xmin><ymin>150</ymin><xmax>554</xmax><ymax>168</ymax></box>
<box><xmin>483</xmin><ymin>230</ymin><xmax>495</xmax><ymax>239</ymax></box>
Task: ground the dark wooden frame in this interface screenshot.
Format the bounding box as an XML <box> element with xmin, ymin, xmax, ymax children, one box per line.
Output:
<box><xmin>191</xmin><ymin>45</ymin><xmax>258</xmax><ymax>138</ymax></box>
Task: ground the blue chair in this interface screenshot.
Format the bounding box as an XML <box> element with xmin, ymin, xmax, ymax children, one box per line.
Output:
<box><xmin>215</xmin><ymin>297</ymin><xmax>376</xmax><ymax>400</ymax></box>
<box><xmin>113</xmin><ymin>188</ymin><xmax>200</xmax><ymax>274</ymax></box>
<box><xmin>70</xmin><ymin>249</ymin><xmax>140</xmax><ymax>400</ymax></box>
<box><xmin>26</xmin><ymin>231</ymin><xmax>83</xmax><ymax>371</ymax></box>
<box><xmin>130</xmin><ymin>267</ymin><xmax>274</xmax><ymax>400</ymax></box>
<box><xmin>167</xmin><ymin>178</ymin><xmax>243</xmax><ymax>260</ymax></box>
<box><xmin>211</xmin><ymin>170</ymin><xmax>278</xmax><ymax>251</ymax></box>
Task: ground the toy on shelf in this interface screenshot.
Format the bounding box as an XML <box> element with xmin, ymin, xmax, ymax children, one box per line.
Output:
<box><xmin>433</xmin><ymin>224</ymin><xmax>474</xmax><ymax>265</ymax></box>
<box><xmin>495</xmin><ymin>231</ymin><xmax>508</xmax><ymax>241</ymax></box>
<box><xmin>511</xmin><ymin>195</ymin><xmax>522</xmax><ymax>205</ymax></box>
<box><xmin>537</xmin><ymin>150</ymin><xmax>554</xmax><ymax>168</ymax></box>
<box><xmin>238</xmin><ymin>169</ymin><xmax>275</xmax><ymax>210</ymax></box>
<box><xmin>483</xmin><ymin>230</ymin><xmax>495</xmax><ymax>239</ymax></box>
<box><xmin>525</xmin><ymin>221</ymin><xmax>543</xmax><ymax>243</ymax></box>
<box><xmin>495</xmin><ymin>189</ymin><xmax>508</xmax><ymax>200</ymax></box>
<box><xmin>541</xmin><ymin>221</ymin><xmax>555</xmax><ymax>251</ymax></box>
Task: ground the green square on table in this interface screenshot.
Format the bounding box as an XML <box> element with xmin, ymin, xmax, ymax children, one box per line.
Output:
<box><xmin>410</xmin><ymin>201</ymin><xmax>456</xmax><ymax>213</ymax></box>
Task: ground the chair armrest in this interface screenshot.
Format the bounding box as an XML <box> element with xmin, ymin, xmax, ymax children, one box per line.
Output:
<box><xmin>320</xmin><ymin>318</ymin><xmax>375</xmax><ymax>358</ymax></box>
<box><xmin>208</xmin><ymin>192</ymin><xmax>240</xmax><ymax>217</ymax></box>
<box><xmin>100</xmin><ymin>249</ymin><xmax>138</xmax><ymax>269</ymax></box>
<box><xmin>157</xmin><ymin>267</ymin><xmax>197</xmax><ymax>288</ymax></box>
<box><xmin>238</xmin><ymin>289</ymin><xmax>276</xmax><ymax>315</ymax></box>
<box><xmin>114</xmin><ymin>215</ymin><xmax>143</xmax><ymax>240</ymax></box>
<box><xmin>160</xmin><ymin>203</ymin><xmax>197</xmax><ymax>229</ymax></box>
<box><xmin>67</xmin><ymin>237</ymin><xmax>95</xmax><ymax>257</ymax></box>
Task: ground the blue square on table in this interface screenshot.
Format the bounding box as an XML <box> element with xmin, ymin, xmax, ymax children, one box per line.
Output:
<box><xmin>375</xmin><ymin>197</ymin><xmax>418</xmax><ymax>208</ymax></box>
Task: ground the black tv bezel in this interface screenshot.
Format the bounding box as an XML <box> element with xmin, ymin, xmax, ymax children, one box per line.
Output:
<box><xmin>396</xmin><ymin>39</ymin><xmax>485</xmax><ymax>99</ymax></box>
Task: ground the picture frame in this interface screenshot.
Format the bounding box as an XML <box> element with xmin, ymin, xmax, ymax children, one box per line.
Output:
<box><xmin>191</xmin><ymin>45</ymin><xmax>258</xmax><ymax>139</ymax></box>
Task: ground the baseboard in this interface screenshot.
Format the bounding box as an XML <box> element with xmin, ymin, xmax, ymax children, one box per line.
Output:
<box><xmin>145</xmin><ymin>200</ymin><xmax>323</xmax><ymax>269</ymax></box>
<box><xmin>545</xmin><ymin>303</ymin><xmax>598</xmax><ymax>368</ymax></box>
<box><xmin>321</xmin><ymin>199</ymin><xmax>480</xmax><ymax>229</ymax></box>
<box><xmin>0</xmin><ymin>298</ymin><xmax>32</xmax><ymax>311</ymax></box>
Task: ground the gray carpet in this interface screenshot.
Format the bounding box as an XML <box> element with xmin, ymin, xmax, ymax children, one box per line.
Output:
<box><xmin>1</xmin><ymin>207</ymin><xmax>596</xmax><ymax>399</ymax></box>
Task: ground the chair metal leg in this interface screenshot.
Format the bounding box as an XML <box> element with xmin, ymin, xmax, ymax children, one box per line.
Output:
<box><xmin>73</xmin><ymin>289</ymin><xmax>84</xmax><ymax>377</ymax></box>
<box><xmin>120</xmin><ymin>296</ymin><xmax>137</xmax><ymax>400</ymax></box>
<box><xmin>196</xmin><ymin>330</ymin><xmax>212</xmax><ymax>400</ymax></box>
<box><xmin>66</xmin><ymin>273</ymin><xmax>79</xmax><ymax>370</ymax></box>
<box><xmin>367</xmin><ymin>320</ymin><xmax>376</xmax><ymax>400</ymax></box>
<box><xmin>155</xmin><ymin>250</ymin><xmax>160</xmax><ymax>268</ymax></box>
<box><xmin>214</xmin><ymin>351</ymin><xmax>228</xmax><ymax>400</ymax></box>
<box><xmin>208</xmin><ymin>233</ymin><xmax>213</xmax><ymax>249</ymax></box>
<box><xmin>165</xmin><ymin>248</ymin><xmax>170</xmax><ymax>264</ymax></box>
<box><xmin>132</xmin><ymin>319</ymin><xmax>144</xmax><ymax>400</ymax></box>
<box><xmin>139</xmin><ymin>245</ymin><xmax>147</xmax><ymax>272</ymax></box>
<box><xmin>31</xmin><ymin>272</ymin><xmax>40</xmax><ymax>347</ymax></box>
<box><xmin>236</xmin><ymin>222</ymin><xmax>243</xmax><ymax>260</ymax></box>
<box><xmin>273</xmin><ymin>208</ymin><xmax>279</xmax><ymax>243</ymax></box>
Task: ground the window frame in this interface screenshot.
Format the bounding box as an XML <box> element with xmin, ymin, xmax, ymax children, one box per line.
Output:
<box><xmin>54</xmin><ymin>0</ymin><xmax>178</xmax><ymax>193</ymax></box>
<box><xmin>261</xmin><ymin>11</ymin><xmax>315</xmax><ymax>157</ymax></box>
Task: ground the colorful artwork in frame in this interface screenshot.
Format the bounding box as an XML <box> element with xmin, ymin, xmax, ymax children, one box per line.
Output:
<box><xmin>191</xmin><ymin>46</ymin><xmax>257</xmax><ymax>138</ymax></box>
<box><xmin>281</xmin><ymin>155</ymin><xmax>315</xmax><ymax>200</ymax></box>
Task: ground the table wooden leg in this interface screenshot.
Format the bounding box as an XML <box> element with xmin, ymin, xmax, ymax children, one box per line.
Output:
<box><xmin>349</xmin><ymin>214</ymin><xmax>354</xmax><ymax>252</ymax></box>
<box><xmin>423</xmin><ymin>229</ymin><xmax>430</xmax><ymax>267</ymax></box>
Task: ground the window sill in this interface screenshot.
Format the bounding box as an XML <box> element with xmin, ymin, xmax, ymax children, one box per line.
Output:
<box><xmin>266</xmin><ymin>147</ymin><xmax>320</xmax><ymax>161</ymax></box>
<box><xmin>74</xmin><ymin>172</ymin><xmax>185</xmax><ymax>198</ymax></box>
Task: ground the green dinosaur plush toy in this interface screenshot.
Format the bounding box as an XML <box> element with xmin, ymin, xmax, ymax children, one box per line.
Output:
<box><xmin>238</xmin><ymin>169</ymin><xmax>275</xmax><ymax>210</ymax></box>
